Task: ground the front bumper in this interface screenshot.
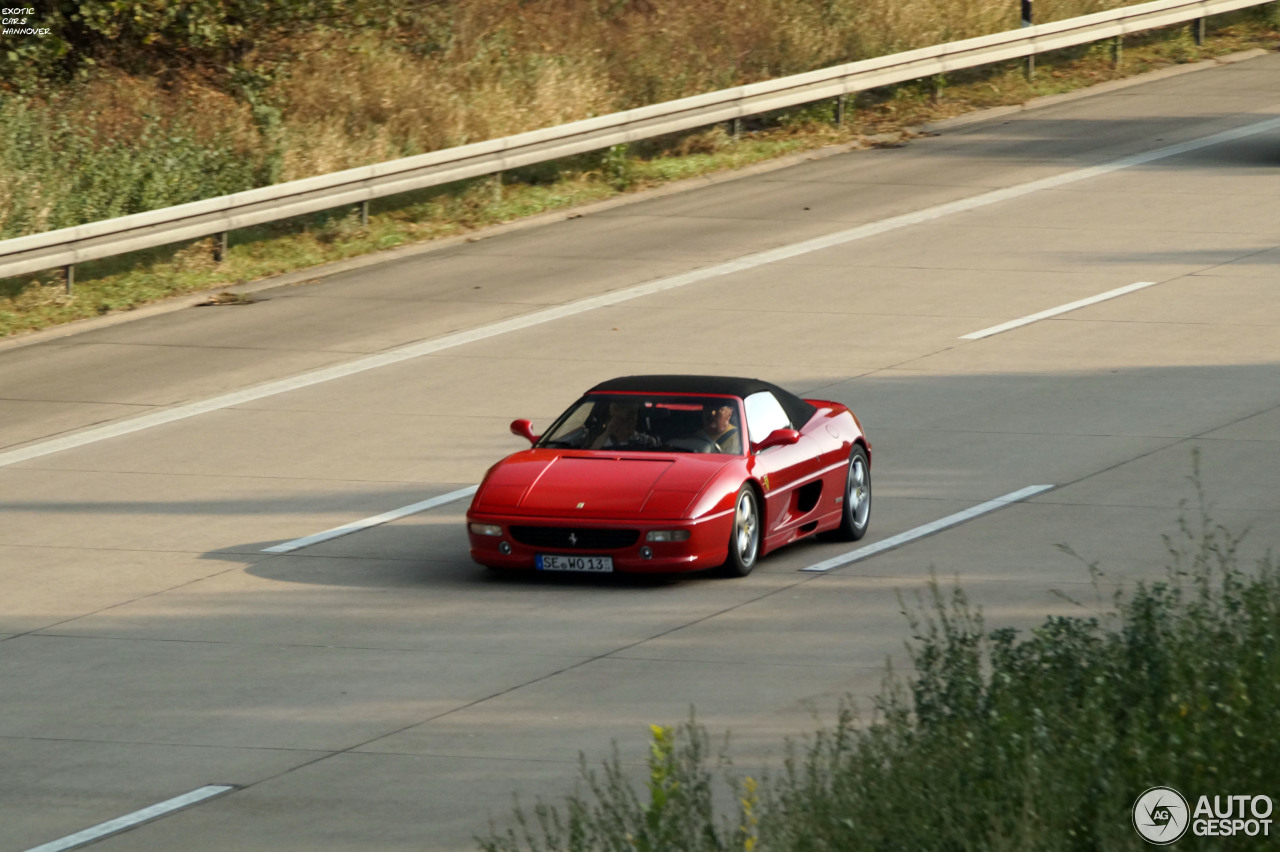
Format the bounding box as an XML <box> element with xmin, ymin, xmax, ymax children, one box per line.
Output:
<box><xmin>466</xmin><ymin>510</ymin><xmax>732</xmax><ymax>574</ymax></box>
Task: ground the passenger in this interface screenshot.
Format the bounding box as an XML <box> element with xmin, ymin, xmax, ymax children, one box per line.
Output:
<box><xmin>696</xmin><ymin>402</ymin><xmax>741</xmax><ymax>453</ymax></box>
<box><xmin>590</xmin><ymin>402</ymin><xmax>659</xmax><ymax>449</ymax></box>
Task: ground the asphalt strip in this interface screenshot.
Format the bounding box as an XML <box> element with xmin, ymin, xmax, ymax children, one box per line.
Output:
<box><xmin>2</xmin><ymin>114</ymin><xmax>1279</xmax><ymax>472</ymax></box>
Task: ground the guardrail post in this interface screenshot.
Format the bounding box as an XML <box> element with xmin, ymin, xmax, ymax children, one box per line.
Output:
<box><xmin>834</xmin><ymin>94</ymin><xmax>847</xmax><ymax>127</ymax></box>
<box><xmin>728</xmin><ymin>117</ymin><xmax>742</xmax><ymax>139</ymax></box>
<box><xmin>1022</xmin><ymin>0</ymin><xmax>1035</xmax><ymax>79</ymax></box>
<box><xmin>358</xmin><ymin>200</ymin><xmax>369</xmax><ymax>227</ymax></box>
<box><xmin>1193</xmin><ymin>16</ymin><xmax>1206</xmax><ymax>45</ymax></box>
<box><xmin>213</xmin><ymin>231</ymin><xmax>228</xmax><ymax>263</ymax></box>
<box><xmin>1112</xmin><ymin>35</ymin><xmax>1123</xmax><ymax>69</ymax></box>
<box><xmin>64</xmin><ymin>264</ymin><xmax>74</xmax><ymax>295</ymax></box>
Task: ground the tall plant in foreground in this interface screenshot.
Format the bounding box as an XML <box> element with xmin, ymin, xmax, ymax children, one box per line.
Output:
<box><xmin>479</xmin><ymin>465</ymin><xmax>1279</xmax><ymax>851</ymax></box>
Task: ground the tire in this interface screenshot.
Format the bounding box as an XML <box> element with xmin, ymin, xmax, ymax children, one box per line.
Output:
<box><xmin>836</xmin><ymin>445</ymin><xmax>871</xmax><ymax>541</ymax></box>
<box><xmin>721</xmin><ymin>485</ymin><xmax>761</xmax><ymax>577</ymax></box>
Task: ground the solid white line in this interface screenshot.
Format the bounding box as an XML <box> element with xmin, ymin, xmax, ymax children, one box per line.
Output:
<box><xmin>24</xmin><ymin>785</ymin><xmax>235</xmax><ymax>852</ymax></box>
<box><xmin>262</xmin><ymin>484</ymin><xmax>479</xmax><ymax>553</ymax></box>
<box><xmin>3</xmin><ymin>115</ymin><xmax>1279</xmax><ymax>471</ymax></box>
<box><xmin>801</xmin><ymin>484</ymin><xmax>1055</xmax><ymax>573</ymax></box>
<box><xmin>961</xmin><ymin>281</ymin><xmax>1158</xmax><ymax>340</ymax></box>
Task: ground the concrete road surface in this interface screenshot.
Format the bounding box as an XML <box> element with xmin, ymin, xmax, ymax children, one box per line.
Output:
<box><xmin>2</xmin><ymin>51</ymin><xmax>1278</xmax><ymax>851</ymax></box>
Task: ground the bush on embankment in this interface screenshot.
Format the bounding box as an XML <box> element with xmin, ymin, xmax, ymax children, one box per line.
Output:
<box><xmin>480</xmin><ymin>486</ymin><xmax>1280</xmax><ymax>851</ymax></box>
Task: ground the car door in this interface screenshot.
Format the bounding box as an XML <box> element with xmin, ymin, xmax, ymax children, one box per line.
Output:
<box><xmin>743</xmin><ymin>391</ymin><xmax>825</xmax><ymax>540</ymax></box>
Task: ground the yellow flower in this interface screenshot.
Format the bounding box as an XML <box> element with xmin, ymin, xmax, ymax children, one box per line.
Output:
<box><xmin>739</xmin><ymin>775</ymin><xmax>760</xmax><ymax>851</ymax></box>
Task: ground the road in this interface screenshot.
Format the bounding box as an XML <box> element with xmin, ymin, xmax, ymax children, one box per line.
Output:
<box><xmin>2</xmin><ymin>51</ymin><xmax>1278</xmax><ymax>851</ymax></box>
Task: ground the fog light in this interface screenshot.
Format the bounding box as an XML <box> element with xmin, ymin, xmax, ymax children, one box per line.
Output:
<box><xmin>639</xmin><ymin>546</ymin><xmax>653</xmax><ymax>560</ymax></box>
<box><xmin>470</xmin><ymin>523</ymin><xmax>502</xmax><ymax>536</ymax></box>
<box><xmin>646</xmin><ymin>530</ymin><xmax>691</xmax><ymax>542</ymax></box>
<box><xmin>498</xmin><ymin>541</ymin><xmax>512</xmax><ymax>555</ymax></box>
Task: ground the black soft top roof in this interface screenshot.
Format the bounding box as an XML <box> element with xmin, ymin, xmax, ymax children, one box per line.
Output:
<box><xmin>588</xmin><ymin>375</ymin><xmax>817</xmax><ymax>428</ymax></box>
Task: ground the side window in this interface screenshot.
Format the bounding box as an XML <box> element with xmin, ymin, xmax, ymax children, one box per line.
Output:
<box><xmin>743</xmin><ymin>391</ymin><xmax>791</xmax><ymax>445</ymax></box>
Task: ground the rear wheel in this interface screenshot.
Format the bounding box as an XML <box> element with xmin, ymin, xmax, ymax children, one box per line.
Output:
<box><xmin>836</xmin><ymin>445</ymin><xmax>871</xmax><ymax>541</ymax></box>
<box><xmin>721</xmin><ymin>485</ymin><xmax>761</xmax><ymax>576</ymax></box>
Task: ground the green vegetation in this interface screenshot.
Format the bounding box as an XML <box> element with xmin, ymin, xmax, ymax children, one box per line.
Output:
<box><xmin>480</xmin><ymin>472</ymin><xmax>1280</xmax><ymax>851</ymax></box>
<box><xmin>0</xmin><ymin>0</ymin><xmax>1132</xmax><ymax>238</ymax></box>
<box><xmin>2</xmin><ymin>2</ymin><xmax>1278</xmax><ymax>338</ymax></box>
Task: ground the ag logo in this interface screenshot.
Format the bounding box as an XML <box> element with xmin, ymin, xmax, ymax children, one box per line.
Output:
<box><xmin>1133</xmin><ymin>786</ymin><xmax>1190</xmax><ymax>845</ymax></box>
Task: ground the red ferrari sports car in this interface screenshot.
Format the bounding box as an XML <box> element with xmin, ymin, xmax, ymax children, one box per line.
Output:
<box><xmin>466</xmin><ymin>375</ymin><xmax>870</xmax><ymax>576</ymax></box>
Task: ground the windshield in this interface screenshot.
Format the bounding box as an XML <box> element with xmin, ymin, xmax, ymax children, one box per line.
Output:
<box><xmin>536</xmin><ymin>393</ymin><xmax>744</xmax><ymax>454</ymax></box>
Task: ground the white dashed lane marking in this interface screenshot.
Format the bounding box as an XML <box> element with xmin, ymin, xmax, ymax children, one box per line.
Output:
<box><xmin>262</xmin><ymin>485</ymin><xmax>479</xmax><ymax>553</ymax></box>
<box><xmin>24</xmin><ymin>785</ymin><xmax>236</xmax><ymax>852</ymax></box>
<box><xmin>802</xmin><ymin>484</ymin><xmax>1055</xmax><ymax>573</ymax></box>
<box><xmin>961</xmin><ymin>281</ymin><xmax>1158</xmax><ymax>340</ymax></box>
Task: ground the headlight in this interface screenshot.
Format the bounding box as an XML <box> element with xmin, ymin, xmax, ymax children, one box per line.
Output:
<box><xmin>646</xmin><ymin>530</ymin><xmax>691</xmax><ymax>542</ymax></box>
<box><xmin>469</xmin><ymin>523</ymin><xmax>503</xmax><ymax>536</ymax></box>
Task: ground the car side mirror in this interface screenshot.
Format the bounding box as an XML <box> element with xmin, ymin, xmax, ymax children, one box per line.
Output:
<box><xmin>752</xmin><ymin>428</ymin><xmax>800</xmax><ymax>453</ymax></box>
<box><xmin>510</xmin><ymin>419</ymin><xmax>540</xmax><ymax>445</ymax></box>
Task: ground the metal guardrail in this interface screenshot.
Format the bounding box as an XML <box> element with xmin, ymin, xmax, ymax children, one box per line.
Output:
<box><xmin>0</xmin><ymin>0</ymin><xmax>1271</xmax><ymax>284</ymax></box>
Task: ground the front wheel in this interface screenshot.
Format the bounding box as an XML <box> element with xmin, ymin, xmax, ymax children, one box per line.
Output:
<box><xmin>720</xmin><ymin>485</ymin><xmax>761</xmax><ymax>577</ymax></box>
<box><xmin>836</xmin><ymin>445</ymin><xmax>871</xmax><ymax>541</ymax></box>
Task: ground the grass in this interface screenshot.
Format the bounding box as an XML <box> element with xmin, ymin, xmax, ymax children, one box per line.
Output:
<box><xmin>2</xmin><ymin>9</ymin><xmax>1278</xmax><ymax>339</ymax></box>
<box><xmin>479</xmin><ymin>457</ymin><xmax>1280</xmax><ymax>851</ymax></box>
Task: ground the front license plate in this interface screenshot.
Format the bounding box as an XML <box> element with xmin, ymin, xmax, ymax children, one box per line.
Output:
<box><xmin>537</xmin><ymin>554</ymin><xmax>614</xmax><ymax>573</ymax></box>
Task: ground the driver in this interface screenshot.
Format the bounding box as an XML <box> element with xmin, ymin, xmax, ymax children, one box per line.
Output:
<box><xmin>696</xmin><ymin>401</ymin><xmax>741</xmax><ymax>453</ymax></box>
<box><xmin>590</xmin><ymin>401</ymin><xmax>659</xmax><ymax>449</ymax></box>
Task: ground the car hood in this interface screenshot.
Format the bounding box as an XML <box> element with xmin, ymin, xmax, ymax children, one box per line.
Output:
<box><xmin>474</xmin><ymin>451</ymin><xmax>732</xmax><ymax>519</ymax></box>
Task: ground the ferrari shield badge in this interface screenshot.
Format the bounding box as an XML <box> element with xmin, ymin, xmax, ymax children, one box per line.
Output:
<box><xmin>761</xmin><ymin>474</ymin><xmax>770</xmax><ymax>492</ymax></box>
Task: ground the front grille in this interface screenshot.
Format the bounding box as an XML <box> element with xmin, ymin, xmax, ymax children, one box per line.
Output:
<box><xmin>509</xmin><ymin>526</ymin><xmax>639</xmax><ymax>550</ymax></box>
